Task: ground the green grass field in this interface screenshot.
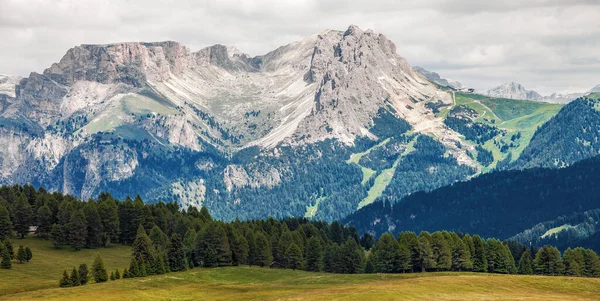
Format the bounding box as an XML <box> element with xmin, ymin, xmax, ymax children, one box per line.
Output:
<box><xmin>0</xmin><ymin>237</ymin><xmax>131</xmax><ymax>296</ymax></box>
<box><xmin>2</xmin><ymin>238</ymin><xmax>600</xmax><ymax>300</ymax></box>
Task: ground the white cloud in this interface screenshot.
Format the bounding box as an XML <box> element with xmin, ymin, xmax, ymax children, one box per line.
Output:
<box><xmin>0</xmin><ymin>0</ymin><xmax>598</xmax><ymax>94</ymax></box>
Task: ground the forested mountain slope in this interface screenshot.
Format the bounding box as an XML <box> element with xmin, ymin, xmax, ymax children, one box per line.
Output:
<box><xmin>344</xmin><ymin>155</ymin><xmax>600</xmax><ymax>249</ymax></box>
<box><xmin>513</xmin><ymin>93</ymin><xmax>600</xmax><ymax>169</ymax></box>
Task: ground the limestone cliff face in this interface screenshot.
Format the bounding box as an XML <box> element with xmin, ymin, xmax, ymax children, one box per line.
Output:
<box><xmin>0</xmin><ymin>25</ymin><xmax>471</xmax><ymax>204</ymax></box>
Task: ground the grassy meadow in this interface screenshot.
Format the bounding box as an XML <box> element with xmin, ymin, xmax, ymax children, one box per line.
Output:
<box><xmin>2</xmin><ymin>237</ymin><xmax>600</xmax><ymax>300</ymax></box>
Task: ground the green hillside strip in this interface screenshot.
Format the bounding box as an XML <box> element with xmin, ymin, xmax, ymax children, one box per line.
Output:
<box><xmin>347</xmin><ymin>138</ymin><xmax>390</xmax><ymax>164</ymax></box>
<box><xmin>304</xmin><ymin>196</ymin><xmax>325</xmax><ymax>218</ymax></box>
<box><xmin>357</xmin><ymin>138</ymin><xmax>416</xmax><ymax>210</ymax></box>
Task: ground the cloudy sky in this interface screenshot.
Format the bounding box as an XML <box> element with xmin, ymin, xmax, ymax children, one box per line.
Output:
<box><xmin>1</xmin><ymin>0</ymin><xmax>599</xmax><ymax>94</ymax></box>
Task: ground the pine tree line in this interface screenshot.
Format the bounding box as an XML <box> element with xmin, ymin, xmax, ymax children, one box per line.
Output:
<box><xmin>2</xmin><ymin>184</ymin><xmax>599</xmax><ymax>278</ymax></box>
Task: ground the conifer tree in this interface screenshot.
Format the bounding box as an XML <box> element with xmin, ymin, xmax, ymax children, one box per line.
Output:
<box><xmin>70</xmin><ymin>267</ymin><xmax>80</xmax><ymax>286</ymax></box>
<box><xmin>83</xmin><ymin>202</ymin><xmax>104</xmax><ymax>248</ymax></box>
<box><xmin>0</xmin><ymin>206</ymin><xmax>13</xmax><ymax>241</ymax></box>
<box><xmin>98</xmin><ymin>197</ymin><xmax>120</xmax><ymax>245</ymax></box>
<box><xmin>78</xmin><ymin>263</ymin><xmax>89</xmax><ymax>285</ymax></box>
<box><xmin>582</xmin><ymin>249</ymin><xmax>600</xmax><ymax>277</ymax></box>
<box><xmin>16</xmin><ymin>245</ymin><xmax>26</xmax><ymax>263</ymax></box>
<box><xmin>167</xmin><ymin>234</ymin><xmax>187</xmax><ymax>272</ymax></box>
<box><xmin>68</xmin><ymin>209</ymin><xmax>88</xmax><ymax>251</ymax></box>
<box><xmin>50</xmin><ymin>223</ymin><xmax>62</xmax><ymax>248</ymax></box>
<box><xmin>431</xmin><ymin>232</ymin><xmax>452</xmax><ymax>271</ymax></box>
<box><xmin>132</xmin><ymin>224</ymin><xmax>155</xmax><ymax>272</ymax></box>
<box><xmin>304</xmin><ymin>237</ymin><xmax>322</xmax><ymax>272</ymax></box>
<box><xmin>372</xmin><ymin>233</ymin><xmax>402</xmax><ymax>273</ymax></box>
<box><xmin>129</xmin><ymin>258</ymin><xmax>140</xmax><ymax>277</ymax></box>
<box><xmin>59</xmin><ymin>270</ymin><xmax>72</xmax><ymax>287</ymax></box>
<box><xmin>196</xmin><ymin>223</ymin><xmax>231</xmax><ymax>267</ymax></box>
<box><xmin>322</xmin><ymin>244</ymin><xmax>339</xmax><ymax>273</ymax></box>
<box><xmin>149</xmin><ymin>225</ymin><xmax>169</xmax><ymax>255</ymax></box>
<box><xmin>254</xmin><ymin>232</ymin><xmax>273</xmax><ymax>267</ymax></box>
<box><xmin>398</xmin><ymin>232</ymin><xmax>420</xmax><ymax>272</ymax></box>
<box><xmin>231</xmin><ymin>233</ymin><xmax>249</xmax><ymax>266</ymax></box>
<box><xmin>183</xmin><ymin>228</ymin><xmax>197</xmax><ymax>267</ymax></box>
<box><xmin>0</xmin><ymin>242</ymin><xmax>11</xmax><ymax>269</ymax></box>
<box><xmin>339</xmin><ymin>237</ymin><xmax>363</xmax><ymax>274</ymax></box>
<box><xmin>284</xmin><ymin>242</ymin><xmax>303</xmax><ymax>270</ymax></box>
<box><xmin>360</xmin><ymin>233</ymin><xmax>375</xmax><ymax>250</ymax></box>
<box><xmin>534</xmin><ymin>245</ymin><xmax>564</xmax><ymax>276</ymax></box>
<box><xmin>517</xmin><ymin>249</ymin><xmax>533</xmax><ymax>275</ymax></box>
<box><xmin>416</xmin><ymin>234</ymin><xmax>435</xmax><ymax>272</ymax></box>
<box><xmin>92</xmin><ymin>254</ymin><xmax>108</xmax><ymax>283</ymax></box>
<box><xmin>472</xmin><ymin>235</ymin><xmax>487</xmax><ymax>272</ymax></box>
<box><xmin>115</xmin><ymin>269</ymin><xmax>121</xmax><ymax>279</ymax></box>
<box><xmin>276</xmin><ymin>230</ymin><xmax>294</xmax><ymax>264</ymax></box>
<box><xmin>25</xmin><ymin>246</ymin><xmax>32</xmax><ymax>262</ymax></box>
<box><xmin>13</xmin><ymin>195</ymin><xmax>32</xmax><ymax>238</ymax></box>
<box><xmin>365</xmin><ymin>257</ymin><xmax>375</xmax><ymax>273</ymax></box>
<box><xmin>36</xmin><ymin>205</ymin><xmax>53</xmax><ymax>239</ymax></box>
<box><xmin>122</xmin><ymin>268</ymin><xmax>130</xmax><ymax>279</ymax></box>
<box><xmin>110</xmin><ymin>271</ymin><xmax>115</xmax><ymax>281</ymax></box>
<box><xmin>3</xmin><ymin>239</ymin><xmax>13</xmax><ymax>259</ymax></box>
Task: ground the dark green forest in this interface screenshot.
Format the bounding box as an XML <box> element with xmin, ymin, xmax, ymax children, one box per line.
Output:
<box><xmin>344</xmin><ymin>155</ymin><xmax>600</xmax><ymax>252</ymax></box>
<box><xmin>1</xmin><ymin>183</ymin><xmax>598</xmax><ymax>281</ymax></box>
<box><xmin>514</xmin><ymin>95</ymin><xmax>600</xmax><ymax>169</ymax></box>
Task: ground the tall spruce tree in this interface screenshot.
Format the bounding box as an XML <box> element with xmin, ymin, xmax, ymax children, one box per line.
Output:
<box><xmin>196</xmin><ymin>223</ymin><xmax>231</xmax><ymax>267</ymax></box>
<box><xmin>25</xmin><ymin>246</ymin><xmax>32</xmax><ymax>262</ymax></box>
<box><xmin>517</xmin><ymin>249</ymin><xmax>533</xmax><ymax>275</ymax></box>
<box><xmin>254</xmin><ymin>232</ymin><xmax>272</xmax><ymax>267</ymax></box>
<box><xmin>338</xmin><ymin>237</ymin><xmax>363</xmax><ymax>274</ymax></box>
<box><xmin>79</xmin><ymin>263</ymin><xmax>89</xmax><ymax>285</ymax></box>
<box><xmin>431</xmin><ymin>232</ymin><xmax>452</xmax><ymax>271</ymax></box>
<box><xmin>98</xmin><ymin>196</ymin><xmax>120</xmax><ymax>245</ymax></box>
<box><xmin>398</xmin><ymin>232</ymin><xmax>420</xmax><ymax>273</ymax></box>
<box><xmin>36</xmin><ymin>205</ymin><xmax>53</xmax><ymax>239</ymax></box>
<box><xmin>59</xmin><ymin>270</ymin><xmax>71</xmax><ymax>287</ymax></box>
<box><xmin>149</xmin><ymin>225</ymin><xmax>169</xmax><ymax>256</ymax></box>
<box><xmin>13</xmin><ymin>195</ymin><xmax>32</xmax><ymax>238</ymax></box>
<box><xmin>0</xmin><ymin>206</ymin><xmax>13</xmax><ymax>241</ymax></box>
<box><xmin>416</xmin><ymin>233</ymin><xmax>435</xmax><ymax>272</ymax></box>
<box><xmin>372</xmin><ymin>233</ymin><xmax>402</xmax><ymax>273</ymax></box>
<box><xmin>284</xmin><ymin>242</ymin><xmax>303</xmax><ymax>270</ymax></box>
<box><xmin>0</xmin><ymin>242</ymin><xmax>11</xmax><ymax>269</ymax></box>
<box><xmin>92</xmin><ymin>254</ymin><xmax>108</xmax><ymax>283</ymax></box>
<box><xmin>534</xmin><ymin>245</ymin><xmax>565</xmax><ymax>276</ymax></box>
<box><xmin>304</xmin><ymin>237</ymin><xmax>322</xmax><ymax>272</ymax></box>
<box><xmin>70</xmin><ymin>267</ymin><xmax>80</xmax><ymax>286</ymax></box>
<box><xmin>16</xmin><ymin>245</ymin><xmax>26</xmax><ymax>263</ymax></box>
<box><xmin>50</xmin><ymin>224</ymin><xmax>62</xmax><ymax>248</ymax></box>
<box><xmin>132</xmin><ymin>225</ymin><xmax>156</xmax><ymax>273</ymax></box>
<box><xmin>83</xmin><ymin>202</ymin><xmax>103</xmax><ymax>248</ymax></box>
<box><xmin>68</xmin><ymin>209</ymin><xmax>88</xmax><ymax>251</ymax></box>
<box><xmin>471</xmin><ymin>235</ymin><xmax>487</xmax><ymax>272</ymax></box>
<box><xmin>167</xmin><ymin>234</ymin><xmax>187</xmax><ymax>272</ymax></box>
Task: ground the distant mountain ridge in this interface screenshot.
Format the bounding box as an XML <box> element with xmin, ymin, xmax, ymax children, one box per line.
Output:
<box><xmin>486</xmin><ymin>81</ymin><xmax>598</xmax><ymax>104</ymax></box>
<box><xmin>413</xmin><ymin>66</ymin><xmax>464</xmax><ymax>89</ymax></box>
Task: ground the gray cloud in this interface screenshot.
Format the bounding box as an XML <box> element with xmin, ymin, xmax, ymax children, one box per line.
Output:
<box><xmin>1</xmin><ymin>0</ymin><xmax>598</xmax><ymax>94</ymax></box>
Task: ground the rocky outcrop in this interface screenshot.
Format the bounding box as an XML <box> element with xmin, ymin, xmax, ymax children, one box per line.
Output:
<box><xmin>413</xmin><ymin>66</ymin><xmax>464</xmax><ymax>89</ymax></box>
<box><xmin>486</xmin><ymin>82</ymin><xmax>543</xmax><ymax>101</ymax></box>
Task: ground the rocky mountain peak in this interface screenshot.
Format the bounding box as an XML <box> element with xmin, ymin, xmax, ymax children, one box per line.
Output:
<box><xmin>486</xmin><ymin>81</ymin><xmax>542</xmax><ymax>101</ymax></box>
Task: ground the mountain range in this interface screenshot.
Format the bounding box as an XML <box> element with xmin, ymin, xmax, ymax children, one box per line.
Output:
<box><xmin>485</xmin><ymin>81</ymin><xmax>598</xmax><ymax>104</ymax></box>
<box><xmin>1</xmin><ymin>25</ymin><xmax>600</xmax><ymax>235</ymax></box>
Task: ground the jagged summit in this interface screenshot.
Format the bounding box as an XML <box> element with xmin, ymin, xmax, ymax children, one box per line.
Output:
<box><xmin>486</xmin><ymin>81</ymin><xmax>542</xmax><ymax>101</ymax></box>
<box><xmin>0</xmin><ymin>25</ymin><xmax>473</xmax><ymax>207</ymax></box>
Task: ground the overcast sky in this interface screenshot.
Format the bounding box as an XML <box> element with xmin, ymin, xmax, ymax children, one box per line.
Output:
<box><xmin>1</xmin><ymin>0</ymin><xmax>599</xmax><ymax>94</ymax></box>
